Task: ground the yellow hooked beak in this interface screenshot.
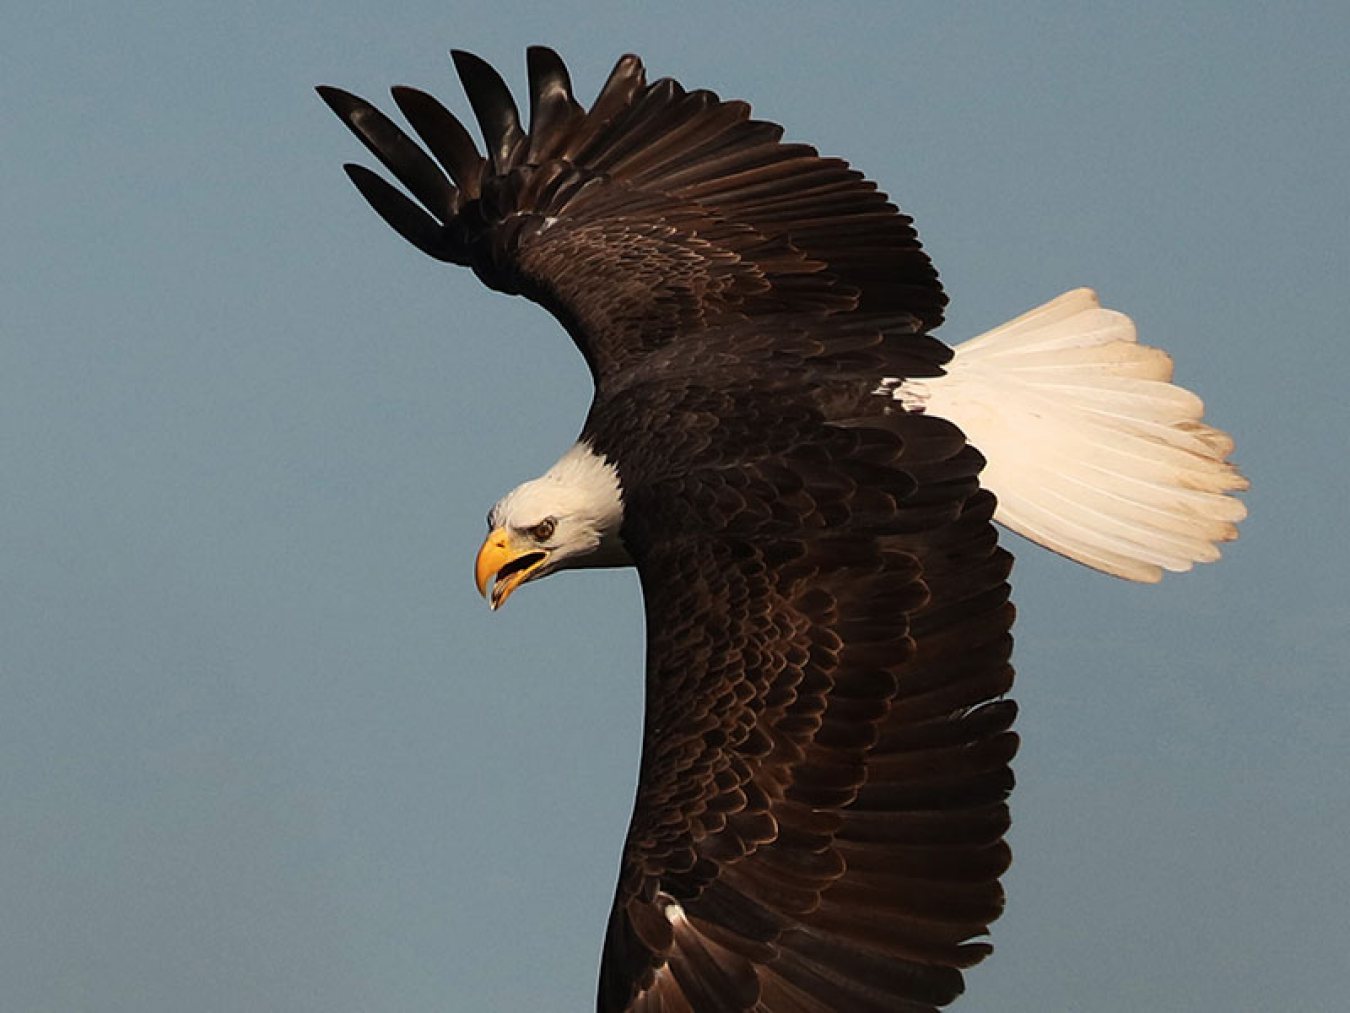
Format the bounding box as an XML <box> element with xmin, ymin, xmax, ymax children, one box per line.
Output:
<box><xmin>475</xmin><ymin>527</ymin><xmax>549</xmax><ymax>610</ymax></box>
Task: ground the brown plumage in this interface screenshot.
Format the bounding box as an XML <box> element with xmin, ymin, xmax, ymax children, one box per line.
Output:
<box><xmin>320</xmin><ymin>45</ymin><xmax>1013</xmax><ymax>1012</ymax></box>
<box><xmin>318</xmin><ymin>46</ymin><xmax>1240</xmax><ymax>1012</ymax></box>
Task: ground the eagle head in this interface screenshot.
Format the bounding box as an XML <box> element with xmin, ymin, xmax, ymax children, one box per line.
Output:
<box><xmin>474</xmin><ymin>443</ymin><xmax>629</xmax><ymax>609</ymax></box>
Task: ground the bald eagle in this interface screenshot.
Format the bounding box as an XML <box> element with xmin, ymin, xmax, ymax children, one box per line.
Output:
<box><xmin>319</xmin><ymin>48</ymin><xmax>1246</xmax><ymax>1012</ymax></box>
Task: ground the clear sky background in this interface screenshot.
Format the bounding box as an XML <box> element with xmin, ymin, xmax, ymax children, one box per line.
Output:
<box><xmin>4</xmin><ymin>3</ymin><xmax>1347</xmax><ymax>1011</ymax></box>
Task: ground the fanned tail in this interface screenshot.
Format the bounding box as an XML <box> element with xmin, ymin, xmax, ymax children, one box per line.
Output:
<box><xmin>889</xmin><ymin>289</ymin><xmax>1248</xmax><ymax>582</ymax></box>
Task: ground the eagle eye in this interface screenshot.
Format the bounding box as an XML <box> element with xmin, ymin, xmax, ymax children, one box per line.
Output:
<box><xmin>528</xmin><ymin>518</ymin><xmax>556</xmax><ymax>542</ymax></box>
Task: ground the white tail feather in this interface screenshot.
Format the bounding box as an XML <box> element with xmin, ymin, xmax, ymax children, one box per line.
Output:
<box><xmin>889</xmin><ymin>289</ymin><xmax>1248</xmax><ymax>582</ymax></box>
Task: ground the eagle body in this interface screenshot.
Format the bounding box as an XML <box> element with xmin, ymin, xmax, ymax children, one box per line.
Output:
<box><xmin>320</xmin><ymin>47</ymin><xmax>1246</xmax><ymax>1012</ymax></box>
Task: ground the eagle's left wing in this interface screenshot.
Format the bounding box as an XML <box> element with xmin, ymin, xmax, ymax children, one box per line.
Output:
<box><xmin>594</xmin><ymin>399</ymin><xmax>1018</xmax><ymax>1012</ymax></box>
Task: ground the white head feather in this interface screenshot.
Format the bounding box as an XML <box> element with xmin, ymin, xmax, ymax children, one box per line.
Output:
<box><xmin>488</xmin><ymin>442</ymin><xmax>630</xmax><ymax>573</ymax></box>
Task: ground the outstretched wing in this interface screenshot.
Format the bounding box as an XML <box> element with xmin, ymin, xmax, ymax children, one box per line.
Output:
<box><xmin>587</xmin><ymin>386</ymin><xmax>1017</xmax><ymax>1011</ymax></box>
<box><xmin>318</xmin><ymin>47</ymin><xmax>946</xmax><ymax>386</ymax></box>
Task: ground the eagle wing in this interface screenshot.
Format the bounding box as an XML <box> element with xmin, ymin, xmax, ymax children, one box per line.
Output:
<box><xmin>321</xmin><ymin>49</ymin><xmax>1017</xmax><ymax>1011</ymax></box>
<box><xmin>585</xmin><ymin>363</ymin><xmax>1017</xmax><ymax>1011</ymax></box>
<box><xmin>318</xmin><ymin>47</ymin><xmax>947</xmax><ymax>387</ymax></box>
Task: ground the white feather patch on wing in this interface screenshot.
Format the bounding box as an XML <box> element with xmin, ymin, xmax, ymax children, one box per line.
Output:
<box><xmin>881</xmin><ymin>288</ymin><xmax>1249</xmax><ymax>582</ymax></box>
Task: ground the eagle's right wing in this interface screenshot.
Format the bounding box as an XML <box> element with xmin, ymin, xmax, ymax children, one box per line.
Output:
<box><xmin>318</xmin><ymin>47</ymin><xmax>948</xmax><ymax>388</ymax></box>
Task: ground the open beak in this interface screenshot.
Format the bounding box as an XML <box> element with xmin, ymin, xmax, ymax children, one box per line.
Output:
<box><xmin>475</xmin><ymin>527</ymin><xmax>548</xmax><ymax>610</ymax></box>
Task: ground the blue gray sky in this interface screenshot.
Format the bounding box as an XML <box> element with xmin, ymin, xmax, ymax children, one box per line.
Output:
<box><xmin>4</xmin><ymin>3</ymin><xmax>1347</xmax><ymax>1011</ymax></box>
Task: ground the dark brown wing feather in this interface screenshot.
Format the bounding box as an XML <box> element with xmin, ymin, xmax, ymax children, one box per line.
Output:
<box><xmin>318</xmin><ymin>47</ymin><xmax>945</xmax><ymax>386</ymax></box>
<box><xmin>583</xmin><ymin>340</ymin><xmax>1016</xmax><ymax>1010</ymax></box>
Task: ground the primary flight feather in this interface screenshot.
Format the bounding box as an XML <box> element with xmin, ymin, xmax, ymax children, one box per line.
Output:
<box><xmin>319</xmin><ymin>47</ymin><xmax>1246</xmax><ymax>1012</ymax></box>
